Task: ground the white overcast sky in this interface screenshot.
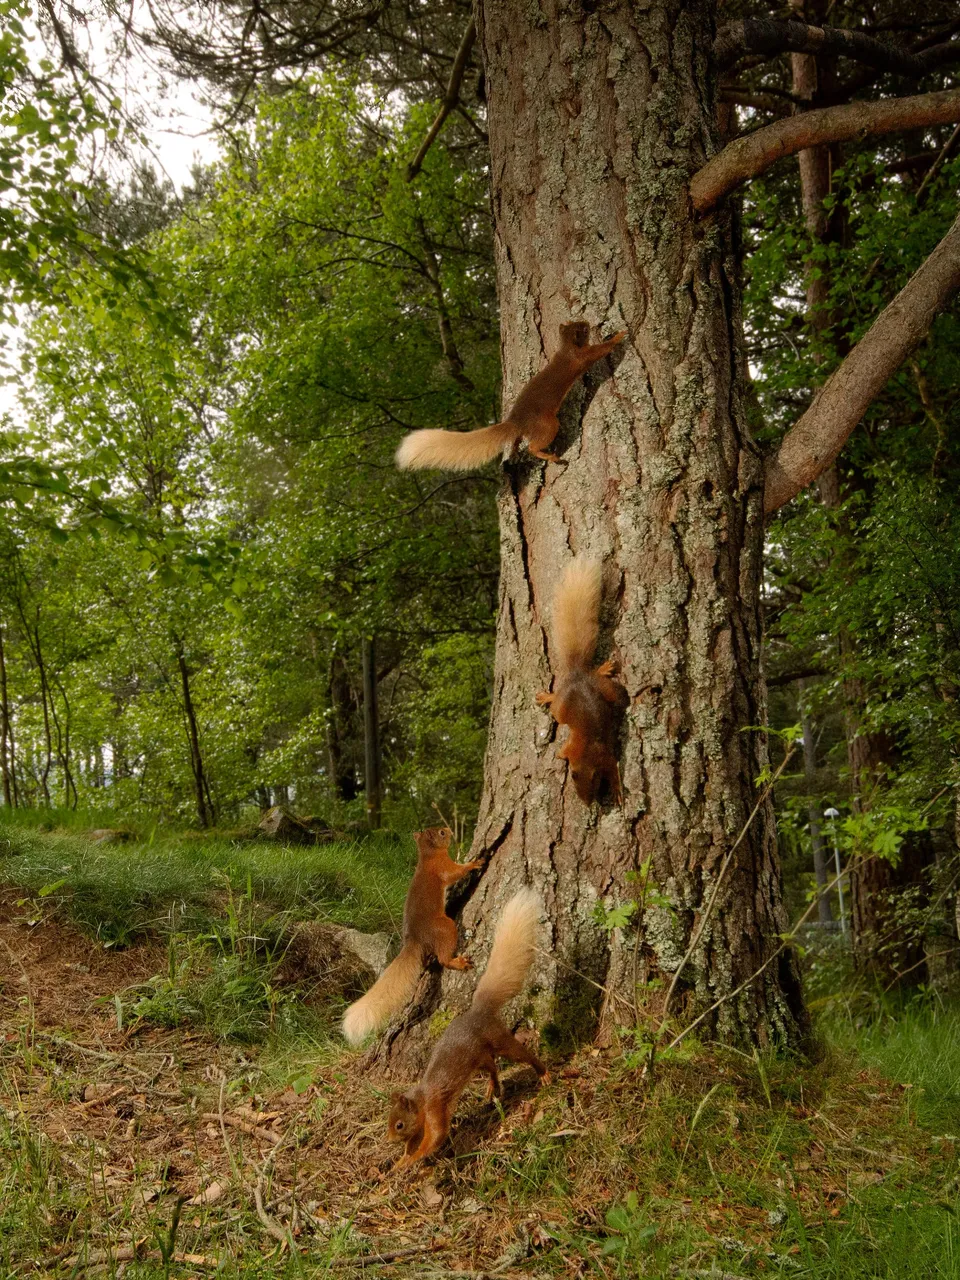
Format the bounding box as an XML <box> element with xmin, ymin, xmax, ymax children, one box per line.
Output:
<box><xmin>77</xmin><ymin>5</ymin><xmax>221</xmax><ymax>190</ymax></box>
<box><xmin>1</xmin><ymin>9</ymin><xmax>221</xmax><ymax>421</ymax></box>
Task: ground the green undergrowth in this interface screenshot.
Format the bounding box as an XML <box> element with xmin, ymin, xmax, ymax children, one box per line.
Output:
<box><xmin>479</xmin><ymin>1027</ymin><xmax>960</xmax><ymax>1278</ymax></box>
<box><xmin>0</xmin><ymin>811</ymin><xmax>410</xmax><ymax>944</ymax></box>
<box><xmin>822</xmin><ymin>998</ymin><xmax>960</xmax><ymax>1134</ymax></box>
<box><xmin>0</xmin><ymin>811</ymin><xmax>413</xmax><ymax>1049</ymax></box>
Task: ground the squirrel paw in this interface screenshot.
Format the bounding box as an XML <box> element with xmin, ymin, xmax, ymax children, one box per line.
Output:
<box><xmin>528</xmin><ymin>449</ymin><xmax>565</xmax><ymax>464</ymax></box>
<box><xmin>461</xmin><ymin>860</ymin><xmax>484</xmax><ymax>872</ymax></box>
<box><xmin>535</xmin><ymin>691</ymin><xmax>554</xmax><ymax>706</ymax></box>
<box><xmin>595</xmin><ymin>660</ymin><xmax>619</xmax><ymax>677</ymax></box>
<box><xmin>446</xmin><ymin>955</ymin><xmax>473</xmax><ymax>970</ymax></box>
<box><xmin>539</xmin><ymin>1071</ymin><xmax>553</xmax><ymax>1087</ymax></box>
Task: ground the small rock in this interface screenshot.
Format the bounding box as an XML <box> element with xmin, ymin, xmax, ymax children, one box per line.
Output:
<box><xmin>258</xmin><ymin>807</ymin><xmax>333</xmax><ymax>845</ymax></box>
<box><xmin>88</xmin><ymin>829</ymin><xmax>132</xmax><ymax>845</ymax></box>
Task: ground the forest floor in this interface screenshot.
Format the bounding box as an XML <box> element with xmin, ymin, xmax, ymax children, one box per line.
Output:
<box><xmin>2</xmin><ymin>828</ymin><xmax>960</xmax><ymax>1278</ymax></box>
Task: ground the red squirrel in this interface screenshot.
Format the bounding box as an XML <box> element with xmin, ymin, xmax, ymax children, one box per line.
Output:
<box><xmin>341</xmin><ymin>827</ymin><xmax>482</xmax><ymax>1045</ymax></box>
<box><xmin>536</xmin><ymin>557</ymin><xmax>627</xmax><ymax>805</ymax></box>
<box><xmin>394</xmin><ymin>321</ymin><xmax>625</xmax><ymax>471</ymax></box>
<box><xmin>386</xmin><ymin>889</ymin><xmax>549</xmax><ymax>1171</ymax></box>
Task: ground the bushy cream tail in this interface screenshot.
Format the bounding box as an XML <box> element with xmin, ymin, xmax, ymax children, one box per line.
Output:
<box><xmin>341</xmin><ymin>941</ymin><xmax>422</xmax><ymax>1046</ymax></box>
<box><xmin>395</xmin><ymin>422</ymin><xmax>516</xmax><ymax>472</ymax></box>
<box><xmin>552</xmin><ymin>556</ymin><xmax>602</xmax><ymax>672</ymax></box>
<box><xmin>472</xmin><ymin>889</ymin><xmax>541</xmax><ymax>1012</ymax></box>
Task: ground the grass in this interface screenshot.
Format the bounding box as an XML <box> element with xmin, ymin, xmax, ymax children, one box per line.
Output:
<box><xmin>0</xmin><ymin>809</ymin><xmax>412</xmax><ymax>1049</ymax></box>
<box><xmin>0</xmin><ymin>811</ymin><xmax>411</xmax><ymax>944</ymax></box>
<box><xmin>2</xmin><ymin>812</ymin><xmax>960</xmax><ymax>1277</ymax></box>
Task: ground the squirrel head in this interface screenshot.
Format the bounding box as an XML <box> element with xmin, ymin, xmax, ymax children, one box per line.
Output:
<box><xmin>559</xmin><ymin>739</ymin><xmax>604</xmax><ymax>805</ymax></box>
<box><xmin>413</xmin><ymin>826</ymin><xmax>453</xmax><ymax>852</ymax></box>
<box><xmin>387</xmin><ymin>1090</ymin><xmax>423</xmax><ymax>1143</ymax></box>
<box><xmin>559</xmin><ymin>320</ymin><xmax>590</xmax><ymax>348</ymax></box>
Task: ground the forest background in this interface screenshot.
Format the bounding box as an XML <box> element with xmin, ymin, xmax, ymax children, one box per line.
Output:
<box><xmin>2</xmin><ymin>0</ymin><xmax>959</xmax><ymax>982</ymax></box>
<box><xmin>2</xmin><ymin>1</ymin><xmax>960</xmax><ymax>1275</ymax></box>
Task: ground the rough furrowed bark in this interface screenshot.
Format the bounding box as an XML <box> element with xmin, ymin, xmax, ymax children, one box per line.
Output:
<box><xmin>369</xmin><ymin>0</ymin><xmax>806</xmax><ymax>1078</ymax></box>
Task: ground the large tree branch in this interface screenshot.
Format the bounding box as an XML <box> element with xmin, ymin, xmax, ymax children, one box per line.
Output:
<box><xmin>714</xmin><ymin>18</ymin><xmax>959</xmax><ymax>78</ymax></box>
<box><xmin>406</xmin><ymin>19</ymin><xmax>476</xmax><ymax>181</ymax></box>
<box><xmin>763</xmin><ymin>212</ymin><xmax>960</xmax><ymax>514</ymax></box>
<box><xmin>691</xmin><ymin>89</ymin><xmax>960</xmax><ymax>213</ymax></box>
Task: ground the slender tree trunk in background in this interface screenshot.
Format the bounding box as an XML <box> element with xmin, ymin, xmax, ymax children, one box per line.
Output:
<box><xmin>33</xmin><ymin>630</ymin><xmax>53</xmax><ymax>807</ymax></box>
<box><xmin>362</xmin><ymin>637</ymin><xmax>382</xmax><ymax>830</ymax></box>
<box><xmin>799</xmin><ymin>686</ymin><xmax>831</xmax><ymax>924</ymax></box>
<box><xmin>372</xmin><ymin>0</ymin><xmax>807</xmax><ymax>1073</ymax></box>
<box><xmin>48</xmin><ymin>673</ymin><xmax>77</xmax><ymax>809</ymax></box>
<box><xmin>175</xmin><ymin>638</ymin><xmax>213</xmax><ymax>829</ymax></box>
<box><xmin>326</xmin><ymin>656</ymin><xmax>361</xmax><ymax>802</ymax></box>
<box><xmin>0</xmin><ymin>623</ymin><xmax>13</xmax><ymax>807</ymax></box>
<box><xmin>790</xmin><ymin>8</ymin><xmax>835</xmax><ymax>360</ymax></box>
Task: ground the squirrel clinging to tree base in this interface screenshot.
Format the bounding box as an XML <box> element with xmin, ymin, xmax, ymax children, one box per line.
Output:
<box><xmin>341</xmin><ymin>827</ymin><xmax>482</xmax><ymax>1045</ymax></box>
<box><xmin>394</xmin><ymin>321</ymin><xmax>626</xmax><ymax>471</ymax></box>
<box><xmin>386</xmin><ymin>888</ymin><xmax>549</xmax><ymax>1172</ymax></box>
<box><xmin>536</xmin><ymin>556</ymin><xmax>628</xmax><ymax>805</ymax></box>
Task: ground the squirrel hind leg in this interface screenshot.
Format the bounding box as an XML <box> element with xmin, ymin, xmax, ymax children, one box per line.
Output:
<box><xmin>494</xmin><ymin>1029</ymin><xmax>548</xmax><ymax>1078</ymax></box>
<box><xmin>434</xmin><ymin>917</ymin><xmax>473</xmax><ymax>970</ymax></box>
<box><xmin>485</xmin><ymin>1065</ymin><xmax>501</xmax><ymax>1102</ymax></box>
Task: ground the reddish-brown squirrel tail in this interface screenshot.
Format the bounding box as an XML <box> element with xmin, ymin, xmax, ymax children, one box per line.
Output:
<box><xmin>472</xmin><ymin>889</ymin><xmax>540</xmax><ymax>1013</ymax></box>
<box><xmin>551</xmin><ymin>556</ymin><xmax>602</xmax><ymax>673</ymax></box>
<box><xmin>342</xmin><ymin>941</ymin><xmax>422</xmax><ymax>1046</ymax></box>
<box><xmin>395</xmin><ymin>422</ymin><xmax>518</xmax><ymax>472</ymax></box>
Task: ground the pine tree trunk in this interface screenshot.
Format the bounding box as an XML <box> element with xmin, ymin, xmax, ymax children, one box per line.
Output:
<box><xmin>372</xmin><ymin>0</ymin><xmax>806</xmax><ymax>1073</ymax></box>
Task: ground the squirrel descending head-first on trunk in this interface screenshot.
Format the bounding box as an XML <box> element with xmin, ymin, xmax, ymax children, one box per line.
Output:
<box><xmin>385</xmin><ymin>888</ymin><xmax>550</xmax><ymax>1171</ymax></box>
<box><xmin>394</xmin><ymin>322</ymin><xmax>625</xmax><ymax>471</ymax></box>
<box><xmin>536</xmin><ymin>557</ymin><xmax>628</xmax><ymax>805</ymax></box>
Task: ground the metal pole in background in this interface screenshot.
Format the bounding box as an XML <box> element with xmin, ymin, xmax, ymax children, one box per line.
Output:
<box><xmin>362</xmin><ymin>637</ymin><xmax>382</xmax><ymax>830</ymax></box>
<box><xmin>824</xmin><ymin>807</ymin><xmax>847</xmax><ymax>940</ymax></box>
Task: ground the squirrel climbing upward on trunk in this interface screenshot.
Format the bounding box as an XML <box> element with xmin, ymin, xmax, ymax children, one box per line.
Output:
<box><xmin>536</xmin><ymin>556</ymin><xmax>628</xmax><ymax>805</ymax></box>
<box><xmin>385</xmin><ymin>888</ymin><xmax>549</xmax><ymax>1172</ymax></box>
<box><xmin>341</xmin><ymin>827</ymin><xmax>481</xmax><ymax>1045</ymax></box>
<box><xmin>394</xmin><ymin>321</ymin><xmax>625</xmax><ymax>471</ymax></box>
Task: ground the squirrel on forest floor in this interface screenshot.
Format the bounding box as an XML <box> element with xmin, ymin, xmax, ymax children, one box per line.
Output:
<box><xmin>394</xmin><ymin>321</ymin><xmax>626</xmax><ymax>472</ymax></box>
<box><xmin>341</xmin><ymin>827</ymin><xmax>482</xmax><ymax>1045</ymax></box>
<box><xmin>385</xmin><ymin>888</ymin><xmax>549</xmax><ymax>1172</ymax></box>
<box><xmin>536</xmin><ymin>556</ymin><xmax>628</xmax><ymax>805</ymax></box>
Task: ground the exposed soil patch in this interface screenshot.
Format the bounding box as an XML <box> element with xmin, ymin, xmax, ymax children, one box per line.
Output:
<box><xmin>0</xmin><ymin>889</ymin><xmax>167</xmax><ymax>1029</ymax></box>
